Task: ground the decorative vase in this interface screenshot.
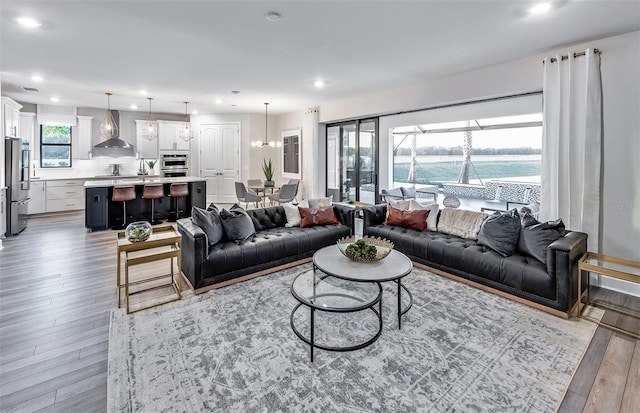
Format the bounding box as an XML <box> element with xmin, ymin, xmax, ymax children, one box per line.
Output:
<box><xmin>125</xmin><ymin>221</ymin><xmax>153</xmax><ymax>242</ymax></box>
<box><xmin>264</xmin><ymin>180</ymin><xmax>275</xmax><ymax>187</ymax></box>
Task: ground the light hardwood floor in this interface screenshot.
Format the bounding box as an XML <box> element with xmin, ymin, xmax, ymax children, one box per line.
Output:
<box><xmin>0</xmin><ymin>212</ymin><xmax>638</xmax><ymax>412</ymax></box>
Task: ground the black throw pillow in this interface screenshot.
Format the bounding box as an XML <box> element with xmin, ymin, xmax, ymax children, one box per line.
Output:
<box><xmin>191</xmin><ymin>206</ymin><xmax>224</xmax><ymax>246</ymax></box>
<box><xmin>477</xmin><ymin>209</ymin><xmax>521</xmax><ymax>257</ymax></box>
<box><xmin>219</xmin><ymin>204</ymin><xmax>256</xmax><ymax>243</ymax></box>
<box><xmin>517</xmin><ymin>213</ymin><xmax>566</xmax><ymax>263</ymax></box>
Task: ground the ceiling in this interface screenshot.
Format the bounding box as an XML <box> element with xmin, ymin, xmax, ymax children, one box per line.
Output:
<box><xmin>1</xmin><ymin>1</ymin><xmax>638</xmax><ymax>116</ymax></box>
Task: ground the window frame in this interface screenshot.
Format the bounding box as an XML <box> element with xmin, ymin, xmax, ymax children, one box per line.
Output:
<box><xmin>40</xmin><ymin>124</ymin><xmax>73</xmax><ymax>168</ymax></box>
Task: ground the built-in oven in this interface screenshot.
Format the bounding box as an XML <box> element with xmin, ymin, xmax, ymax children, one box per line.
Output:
<box><xmin>160</xmin><ymin>153</ymin><xmax>189</xmax><ymax>177</ymax></box>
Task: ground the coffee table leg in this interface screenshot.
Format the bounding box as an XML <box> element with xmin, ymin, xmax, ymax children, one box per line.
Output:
<box><xmin>310</xmin><ymin>307</ymin><xmax>315</xmax><ymax>362</ymax></box>
<box><xmin>397</xmin><ymin>279</ymin><xmax>402</xmax><ymax>329</ymax></box>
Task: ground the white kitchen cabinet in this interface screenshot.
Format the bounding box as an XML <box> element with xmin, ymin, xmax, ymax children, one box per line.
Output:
<box><xmin>73</xmin><ymin>116</ymin><xmax>93</xmax><ymax>160</ymax></box>
<box><xmin>45</xmin><ymin>179</ymin><xmax>85</xmax><ymax>212</ymax></box>
<box><xmin>2</xmin><ymin>97</ymin><xmax>22</xmax><ymax>138</ymax></box>
<box><xmin>27</xmin><ymin>180</ymin><xmax>46</xmax><ymax>214</ymax></box>
<box><xmin>20</xmin><ymin>112</ymin><xmax>37</xmax><ymax>164</ymax></box>
<box><xmin>135</xmin><ymin>119</ymin><xmax>159</xmax><ymax>159</ymax></box>
<box><xmin>158</xmin><ymin>120</ymin><xmax>190</xmax><ymax>152</ymax></box>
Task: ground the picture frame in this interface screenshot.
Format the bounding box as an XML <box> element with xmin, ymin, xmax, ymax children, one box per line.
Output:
<box><xmin>281</xmin><ymin>129</ymin><xmax>301</xmax><ymax>179</ymax></box>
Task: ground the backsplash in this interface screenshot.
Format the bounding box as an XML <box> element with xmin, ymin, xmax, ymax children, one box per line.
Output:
<box><xmin>33</xmin><ymin>157</ymin><xmax>157</xmax><ymax>179</ymax></box>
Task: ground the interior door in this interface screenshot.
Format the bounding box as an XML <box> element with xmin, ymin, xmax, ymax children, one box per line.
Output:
<box><xmin>200</xmin><ymin>124</ymin><xmax>240</xmax><ymax>204</ymax></box>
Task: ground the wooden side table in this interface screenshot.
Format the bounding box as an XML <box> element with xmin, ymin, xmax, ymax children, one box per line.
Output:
<box><xmin>577</xmin><ymin>252</ymin><xmax>640</xmax><ymax>339</ymax></box>
<box><xmin>116</xmin><ymin>225</ymin><xmax>182</xmax><ymax>314</ymax></box>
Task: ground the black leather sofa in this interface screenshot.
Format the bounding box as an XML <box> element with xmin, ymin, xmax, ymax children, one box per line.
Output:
<box><xmin>177</xmin><ymin>204</ymin><xmax>353</xmax><ymax>293</ymax></box>
<box><xmin>362</xmin><ymin>204</ymin><xmax>587</xmax><ymax>317</ymax></box>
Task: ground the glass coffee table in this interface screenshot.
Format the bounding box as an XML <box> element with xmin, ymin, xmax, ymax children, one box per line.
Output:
<box><xmin>313</xmin><ymin>245</ymin><xmax>414</xmax><ymax>329</ymax></box>
<box><xmin>290</xmin><ymin>245</ymin><xmax>414</xmax><ymax>361</ymax></box>
<box><xmin>290</xmin><ymin>270</ymin><xmax>382</xmax><ymax>362</ymax></box>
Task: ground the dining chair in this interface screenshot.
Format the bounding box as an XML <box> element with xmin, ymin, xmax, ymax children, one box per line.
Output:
<box><xmin>247</xmin><ymin>179</ymin><xmax>263</xmax><ymax>194</ymax></box>
<box><xmin>235</xmin><ymin>182</ymin><xmax>262</xmax><ymax>208</ymax></box>
<box><xmin>267</xmin><ymin>183</ymin><xmax>298</xmax><ymax>205</ymax></box>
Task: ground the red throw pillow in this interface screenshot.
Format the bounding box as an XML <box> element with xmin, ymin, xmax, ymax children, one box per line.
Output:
<box><xmin>386</xmin><ymin>204</ymin><xmax>429</xmax><ymax>231</ymax></box>
<box><xmin>299</xmin><ymin>206</ymin><xmax>340</xmax><ymax>228</ymax></box>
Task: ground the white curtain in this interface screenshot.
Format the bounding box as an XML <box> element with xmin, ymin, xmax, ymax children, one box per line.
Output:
<box><xmin>301</xmin><ymin>107</ymin><xmax>320</xmax><ymax>199</ymax></box>
<box><xmin>540</xmin><ymin>49</ymin><xmax>602</xmax><ymax>252</ymax></box>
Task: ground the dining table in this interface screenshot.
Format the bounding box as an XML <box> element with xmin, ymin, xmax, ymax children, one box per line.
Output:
<box><xmin>248</xmin><ymin>185</ymin><xmax>281</xmax><ymax>207</ymax></box>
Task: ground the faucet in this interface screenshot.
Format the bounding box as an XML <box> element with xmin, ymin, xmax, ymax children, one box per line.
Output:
<box><xmin>138</xmin><ymin>157</ymin><xmax>147</xmax><ymax>175</ymax></box>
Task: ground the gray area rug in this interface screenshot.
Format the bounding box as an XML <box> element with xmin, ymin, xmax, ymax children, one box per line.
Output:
<box><xmin>108</xmin><ymin>263</ymin><xmax>596</xmax><ymax>412</ymax></box>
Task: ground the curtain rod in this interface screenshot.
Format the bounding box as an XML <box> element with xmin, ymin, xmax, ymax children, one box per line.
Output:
<box><xmin>545</xmin><ymin>48</ymin><xmax>600</xmax><ymax>63</ymax></box>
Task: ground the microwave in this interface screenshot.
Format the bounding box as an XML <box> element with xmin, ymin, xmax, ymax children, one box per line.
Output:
<box><xmin>160</xmin><ymin>153</ymin><xmax>189</xmax><ymax>170</ymax></box>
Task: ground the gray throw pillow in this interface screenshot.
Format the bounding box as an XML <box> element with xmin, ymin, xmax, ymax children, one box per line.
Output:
<box><xmin>477</xmin><ymin>209</ymin><xmax>521</xmax><ymax>257</ymax></box>
<box><xmin>219</xmin><ymin>204</ymin><xmax>256</xmax><ymax>243</ymax></box>
<box><xmin>191</xmin><ymin>206</ymin><xmax>224</xmax><ymax>246</ymax></box>
<box><xmin>517</xmin><ymin>213</ymin><xmax>566</xmax><ymax>263</ymax></box>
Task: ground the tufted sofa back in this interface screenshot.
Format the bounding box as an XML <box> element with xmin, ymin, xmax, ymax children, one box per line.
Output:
<box><xmin>246</xmin><ymin>206</ymin><xmax>288</xmax><ymax>231</ymax></box>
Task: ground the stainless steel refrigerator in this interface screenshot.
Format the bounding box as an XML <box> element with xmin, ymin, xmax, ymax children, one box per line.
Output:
<box><xmin>4</xmin><ymin>137</ymin><xmax>30</xmax><ymax>236</ymax></box>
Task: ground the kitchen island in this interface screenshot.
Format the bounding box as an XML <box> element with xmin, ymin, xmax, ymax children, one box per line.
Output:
<box><xmin>84</xmin><ymin>176</ymin><xmax>206</xmax><ymax>231</ymax></box>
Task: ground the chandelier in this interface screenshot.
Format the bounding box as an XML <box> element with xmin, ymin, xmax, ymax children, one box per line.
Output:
<box><xmin>251</xmin><ymin>103</ymin><xmax>281</xmax><ymax>147</ymax></box>
<box><xmin>99</xmin><ymin>92</ymin><xmax>118</xmax><ymax>139</ymax></box>
<box><xmin>178</xmin><ymin>101</ymin><xmax>194</xmax><ymax>142</ymax></box>
<box><xmin>141</xmin><ymin>97</ymin><xmax>157</xmax><ymax>141</ymax></box>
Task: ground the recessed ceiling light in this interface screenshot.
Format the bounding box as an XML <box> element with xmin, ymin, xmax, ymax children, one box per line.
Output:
<box><xmin>50</xmin><ymin>97</ymin><xmax>60</xmax><ymax>102</ymax></box>
<box><xmin>529</xmin><ymin>2</ymin><xmax>551</xmax><ymax>14</ymax></box>
<box><xmin>265</xmin><ymin>12</ymin><xmax>282</xmax><ymax>22</ymax></box>
<box><xmin>215</xmin><ymin>98</ymin><xmax>222</xmax><ymax>104</ymax></box>
<box><xmin>16</xmin><ymin>16</ymin><xmax>41</xmax><ymax>29</ymax></box>
<box><xmin>31</xmin><ymin>75</ymin><xmax>43</xmax><ymax>82</ymax></box>
<box><xmin>314</xmin><ymin>80</ymin><xmax>325</xmax><ymax>88</ymax></box>
<box><xmin>192</xmin><ymin>110</ymin><xmax>198</xmax><ymax>115</ymax></box>
<box><xmin>139</xmin><ymin>89</ymin><xmax>148</xmax><ymax>95</ymax></box>
<box><xmin>130</xmin><ymin>104</ymin><xmax>138</xmax><ymax>110</ymax></box>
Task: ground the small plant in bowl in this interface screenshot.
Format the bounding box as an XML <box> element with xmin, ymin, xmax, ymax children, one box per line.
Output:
<box><xmin>345</xmin><ymin>239</ymin><xmax>377</xmax><ymax>260</ymax></box>
<box><xmin>337</xmin><ymin>236</ymin><xmax>394</xmax><ymax>262</ymax></box>
<box><xmin>125</xmin><ymin>221</ymin><xmax>153</xmax><ymax>242</ymax></box>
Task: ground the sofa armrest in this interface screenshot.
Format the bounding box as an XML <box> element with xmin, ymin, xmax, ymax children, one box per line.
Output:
<box><xmin>333</xmin><ymin>203</ymin><xmax>355</xmax><ymax>236</ymax></box>
<box><xmin>547</xmin><ymin>230</ymin><xmax>588</xmax><ymax>314</ymax></box>
<box><xmin>362</xmin><ymin>204</ymin><xmax>387</xmax><ymax>235</ymax></box>
<box><xmin>177</xmin><ymin>218</ymin><xmax>207</xmax><ymax>290</ymax></box>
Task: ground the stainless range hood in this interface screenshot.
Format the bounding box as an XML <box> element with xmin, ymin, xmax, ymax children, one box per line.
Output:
<box><xmin>92</xmin><ymin>110</ymin><xmax>136</xmax><ymax>157</ymax></box>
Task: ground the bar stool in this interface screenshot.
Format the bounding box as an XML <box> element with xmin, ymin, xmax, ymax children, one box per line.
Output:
<box><xmin>142</xmin><ymin>184</ymin><xmax>165</xmax><ymax>225</ymax></box>
<box><xmin>168</xmin><ymin>183</ymin><xmax>189</xmax><ymax>222</ymax></box>
<box><xmin>111</xmin><ymin>186</ymin><xmax>136</xmax><ymax>230</ymax></box>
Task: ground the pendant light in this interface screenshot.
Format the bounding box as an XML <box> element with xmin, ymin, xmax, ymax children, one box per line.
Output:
<box><xmin>178</xmin><ymin>101</ymin><xmax>193</xmax><ymax>142</ymax></box>
<box><xmin>99</xmin><ymin>92</ymin><xmax>118</xmax><ymax>139</ymax></box>
<box><xmin>251</xmin><ymin>102</ymin><xmax>281</xmax><ymax>147</ymax></box>
<box><xmin>142</xmin><ymin>97</ymin><xmax>157</xmax><ymax>141</ymax></box>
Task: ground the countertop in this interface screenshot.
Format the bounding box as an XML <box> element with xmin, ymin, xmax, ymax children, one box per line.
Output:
<box><xmin>31</xmin><ymin>175</ymin><xmax>160</xmax><ymax>181</ymax></box>
<box><xmin>84</xmin><ymin>176</ymin><xmax>206</xmax><ymax>188</ymax></box>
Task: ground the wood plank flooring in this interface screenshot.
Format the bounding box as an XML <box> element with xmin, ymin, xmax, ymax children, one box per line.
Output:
<box><xmin>0</xmin><ymin>211</ymin><xmax>638</xmax><ymax>412</ymax></box>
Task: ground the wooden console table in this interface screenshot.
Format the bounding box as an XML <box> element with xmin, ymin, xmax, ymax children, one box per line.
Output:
<box><xmin>116</xmin><ymin>225</ymin><xmax>182</xmax><ymax>314</ymax></box>
<box><xmin>577</xmin><ymin>252</ymin><xmax>640</xmax><ymax>339</ymax></box>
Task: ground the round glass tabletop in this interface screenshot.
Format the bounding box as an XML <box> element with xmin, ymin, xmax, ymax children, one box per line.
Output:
<box><xmin>291</xmin><ymin>270</ymin><xmax>381</xmax><ymax>311</ymax></box>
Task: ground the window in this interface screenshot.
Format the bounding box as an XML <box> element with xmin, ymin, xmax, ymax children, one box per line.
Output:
<box><xmin>40</xmin><ymin>124</ymin><xmax>72</xmax><ymax>167</ymax></box>
<box><xmin>391</xmin><ymin>113</ymin><xmax>542</xmax><ymax>207</ymax></box>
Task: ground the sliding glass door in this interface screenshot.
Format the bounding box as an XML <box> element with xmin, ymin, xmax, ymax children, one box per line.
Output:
<box><xmin>326</xmin><ymin>118</ymin><xmax>378</xmax><ymax>204</ymax></box>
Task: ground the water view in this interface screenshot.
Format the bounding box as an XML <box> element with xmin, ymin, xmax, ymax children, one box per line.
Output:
<box><xmin>393</xmin><ymin>155</ymin><xmax>541</xmax><ymax>186</ymax></box>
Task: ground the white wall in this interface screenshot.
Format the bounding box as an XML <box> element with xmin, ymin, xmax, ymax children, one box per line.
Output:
<box><xmin>309</xmin><ymin>31</ymin><xmax>639</xmax><ymax>269</ymax></box>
